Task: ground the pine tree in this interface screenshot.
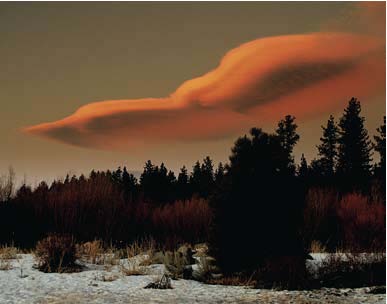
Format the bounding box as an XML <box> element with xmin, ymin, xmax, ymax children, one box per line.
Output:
<box><xmin>337</xmin><ymin>98</ymin><xmax>373</xmax><ymax>189</ymax></box>
<box><xmin>140</xmin><ymin>160</ymin><xmax>154</xmax><ymax>186</ymax></box>
<box><xmin>374</xmin><ymin>116</ymin><xmax>386</xmax><ymax>171</ymax></box>
<box><xmin>89</xmin><ymin>170</ymin><xmax>97</xmax><ymax>180</ymax></box>
<box><xmin>178</xmin><ymin>166</ymin><xmax>188</xmax><ymax>184</ymax></box>
<box><xmin>122</xmin><ymin>166</ymin><xmax>137</xmax><ymax>202</ymax></box>
<box><xmin>298</xmin><ymin>154</ymin><xmax>308</xmax><ymax>179</ymax></box>
<box><xmin>215</xmin><ymin>162</ymin><xmax>225</xmax><ymax>185</ymax></box>
<box><xmin>317</xmin><ymin>115</ymin><xmax>338</xmax><ymax>177</ymax></box>
<box><xmin>210</xmin><ymin>127</ymin><xmax>305</xmax><ymax>284</ymax></box>
<box><xmin>275</xmin><ymin>115</ymin><xmax>300</xmax><ymax>169</ymax></box>
<box><xmin>112</xmin><ymin>166</ymin><xmax>122</xmax><ymax>185</ymax></box>
<box><xmin>177</xmin><ymin>166</ymin><xmax>190</xmax><ymax>200</ymax></box>
<box><xmin>190</xmin><ymin>161</ymin><xmax>202</xmax><ymax>195</ymax></box>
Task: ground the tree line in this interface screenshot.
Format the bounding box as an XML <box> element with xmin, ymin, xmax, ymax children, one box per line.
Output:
<box><xmin>0</xmin><ymin>97</ymin><xmax>384</xmax><ymax>256</ymax></box>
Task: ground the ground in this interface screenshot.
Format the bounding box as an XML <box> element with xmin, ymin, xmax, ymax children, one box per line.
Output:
<box><xmin>0</xmin><ymin>254</ymin><xmax>385</xmax><ymax>304</ymax></box>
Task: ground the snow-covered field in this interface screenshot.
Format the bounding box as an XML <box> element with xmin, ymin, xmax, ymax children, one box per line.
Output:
<box><xmin>0</xmin><ymin>254</ymin><xmax>385</xmax><ymax>304</ymax></box>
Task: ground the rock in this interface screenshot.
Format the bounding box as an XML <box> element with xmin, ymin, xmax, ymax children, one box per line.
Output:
<box><xmin>306</xmin><ymin>254</ymin><xmax>314</xmax><ymax>260</ymax></box>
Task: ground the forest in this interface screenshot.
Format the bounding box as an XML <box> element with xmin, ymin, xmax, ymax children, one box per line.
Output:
<box><xmin>0</xmin><ymin>97</ymin><xmax>385</xmax><ymax>287</ymax></box>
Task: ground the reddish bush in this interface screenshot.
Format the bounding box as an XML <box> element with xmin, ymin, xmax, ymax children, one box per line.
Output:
<box><xmin>152</xmin><ymin>198</ymin><xmax>212</xmax><ymax>245</ymax></box>
<box><xmin>338</xmin><ymin>193</ymin><xmax>385</xmax><ymax>251</ymax></box>
<box><xmin>304</xmin><ymin>188</ymin><xmax>386</xmax><ymax>252</ymax></box>
<box><xmin>0</xmin><ymin>172</ymin><xmax>213</xmax><ymax>249</ymax></box>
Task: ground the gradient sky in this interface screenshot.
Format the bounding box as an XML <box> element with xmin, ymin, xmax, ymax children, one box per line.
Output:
<box><xmin>1</xmin><ymin>2</ymin><xmax>385</xmax><ymax>185</ymax></box>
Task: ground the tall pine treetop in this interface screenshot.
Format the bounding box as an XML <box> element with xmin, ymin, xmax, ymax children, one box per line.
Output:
<box><xmin>317</xmin><ymin>115</ymin><xmax>338</xmax><ymax>176</ymax></box>
<box><xmin>337</xmin><ymin>98</ymin><xmax>373</xmax><ymax>188</ymax></box>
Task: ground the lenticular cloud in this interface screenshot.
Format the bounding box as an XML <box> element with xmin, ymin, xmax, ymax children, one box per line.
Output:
<box><xmin>24</xmin><ymin>32</ymin><xmax>384</xmax><ymax>150</ymax></box>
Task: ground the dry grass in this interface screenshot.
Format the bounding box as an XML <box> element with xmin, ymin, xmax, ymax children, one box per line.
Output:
<box><xmin>194</xmin><ymin>243</ymin><xmax>209</xmax><ymax>257</ymax></box>
<box><xmin>77</xmin><ymin>240</ymin><xmax>124</xmax><ymax>267</ymax></box>
<box><xmin>120</xmin><ymin>260</ymin><xmax>147</xmax><ymax>276</ymax></box>
<box><xmin>0</xmin><ymin>244</ymin><xmax>20</xmax><ymax>260</ymax></box>
<box><xmin>77</xmin><ymin>240</ymin><xmax>104</xmax><ymax>264</ymax></box>
<box><xmin>310</xmin><ymin>240</ymin><xmax>327</xmax><ymax>253</ymax></box>
<box><xmin>126</xmin><ymin>237</ymin><xmax>156</xmax><ymax>259</ymax></box>
<box><xmin>0</xmin><ymin>259</ymin><xmax>12</xmax><ymax>270</ymax></box>
<box><xmin>207</xmin><ymin>274</ymin><xmax>256</xmax><ymax>287</ymax></box>
<box><xmin>101</xmin><ymin>249</ymin><xmax>120</xmax><ymax>268</ymax></box>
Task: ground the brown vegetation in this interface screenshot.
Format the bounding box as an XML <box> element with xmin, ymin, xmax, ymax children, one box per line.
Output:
<box><xmin>304</xmin><ymin>188</ymin><xmax>385</xmax><ymax>252</ymax></box>
<box><xmin>317</xmin><ymin>253</ymin><xmax>386</xmax><ymax>288</ymax></box>
<box><xmin>34</xmin><ymin>234</ymin><xmax>79</xmax><ymax>273</ymax></box>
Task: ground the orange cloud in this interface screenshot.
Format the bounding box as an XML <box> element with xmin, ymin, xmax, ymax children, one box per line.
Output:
<box><xmin>24</xmin><ymin>32</ymin><xmax>384</xmax><ymax>150</ymax></box>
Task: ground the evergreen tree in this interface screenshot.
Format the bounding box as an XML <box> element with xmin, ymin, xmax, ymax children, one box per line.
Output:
<box><xmin>317</xmin><ymin>115</ymin><xmax>338</xmax><ymax>177</ymax></box>
<box><xmin>140</xmin><ymin>161</ymin><xmax>176</xmax><ymax>203</ymax></box>
<box><xmin>210</xmin><ymin>127</ymin><xmax>306</xmax><ymax>287</ymax></box>
<box><xmin>215</xmin><ymin>162</ymin><xmax>225</xmax><ymax>185</ymax></box>
<box><xmin>140</xmin><ymin>160</ymin><xmax>155</xmax><ymax>202</ymax></box>
<box><xmin>89</xmin><ymin>170</ymin><xmax>97</xmax><ymax>180</ymax></box>
<box><xmin>374</xmin><ymin>116</ymin><xmax>386</xmax><ymax>171</ymax></box>
<box><xmin>190</xmin><ymin>161</ymin><xmax>202</xmax><ymax>196</ymax></box>
<box><xmin>275</xmin><ymin>115</ymin><xmax>300</xmax><ymax>169</ymax></box>
<box><xmin>112</xmin><ymin>166</ymin><xmax>123</xmax><ymax>185</ymax></box>
<box><xmin>298</xmin><ymin>154</ymin><xmax>309</xmax><ymax>180</ymax></box>
<box><xmin>122</xmin><ymin>166</ymin><xmax>138</xmax><ymax>202</ymax></box>
<box><xmin>177</xmin><ymin>166</ymin><xmax>189</xmax><ymax>185</ymax></box>
<box><xmin>200</xmin><ymin>156</ymin><xmax>215</xmax><ymax>197</ymax></box>
<box><xmin>337</xmin><ymin>98</ymin><xmax>373</xmax><ymax>190</ymax></box>
<box><xmin>373</xmin><ymin>116</ymin><xmax>386</xmax><ymax>199</ymax></box>
<box><xmin>190</xmin><ymin>157</ymin><xmax>215</xmax><ymax>198</ymax></box>
<box><xmin>177</xmin><ymin>166</ymin><xmax>190</xmax><ymax>200</ymax></box>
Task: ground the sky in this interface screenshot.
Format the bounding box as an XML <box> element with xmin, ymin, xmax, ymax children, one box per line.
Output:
<box><xmin>0</xmin><ymin>2</ymin><xmax>385</xmax><ymax>185</ymax></box>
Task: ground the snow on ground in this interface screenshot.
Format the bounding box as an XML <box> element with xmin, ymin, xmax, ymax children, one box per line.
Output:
<box><xmin>0</xmin><ymin>254</ymin><xmax>385</xmax><ymax>304</ymax></box>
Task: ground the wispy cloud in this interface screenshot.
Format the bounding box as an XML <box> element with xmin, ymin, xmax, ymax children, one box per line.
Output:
<box><xmin>24</xmin><ymin>30</ymin><xmax>384</xmax><ymax>150</ymax></box>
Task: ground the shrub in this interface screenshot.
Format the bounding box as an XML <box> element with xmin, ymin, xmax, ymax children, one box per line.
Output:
<box><xmin>152</xmin><ymin>198</ymin><xmax>212</xmax><ymax>245</ymax></box>
<box><xmin>34</xmin><ymin>234</ymin><xmax>78</xmax><ymax>273</ymax></box>
<box><xmin>303</xmin><ymin>189</ymin><xmax>386</xmax><ymax>252</ymax></box>
<box><xmin>303</xmin><ymin>188</ymin><xmax>340</xmax><ymax>251</ymax></box>
<box><xmin>317</xmin><ymin>253</ymin><xmax>386</xmax><ymax>288</ymax></box>
<box><xmin>338</xmin><ymin>193</ymin><xmax>386</xmax><ymax>251</ymax></box>
<box><xmin>254</xmin><ymin>256</ymin><xmax>309</xmax><ymax>290</ymax></box>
